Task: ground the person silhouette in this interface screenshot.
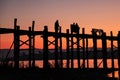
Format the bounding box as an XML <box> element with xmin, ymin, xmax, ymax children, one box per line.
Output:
<box><xmin>71</xmin><ymin>23</ymin><xmax>79</xmax><ymax>33</ymax></box>
<box><xmin>44</xmin><ymin>26</ymin><xmax>48</xmax><ymax>32</ymax></box>
<box><xmin>55</xmin><ymin>20</ymin><xmax>60</xmax><ymax>33</ymax></box>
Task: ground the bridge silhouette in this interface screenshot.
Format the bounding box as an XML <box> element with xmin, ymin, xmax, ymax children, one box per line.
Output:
<box><xmin>0</xmin><ymin>18</ymin><xmax>120</xmax><ymax>80</ymax></box>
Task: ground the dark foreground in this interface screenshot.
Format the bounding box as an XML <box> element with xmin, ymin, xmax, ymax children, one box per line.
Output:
<box><xmin>0</xmin><ymin>68</ymin><xmax>118</xmax><ymax>80</ymax></box>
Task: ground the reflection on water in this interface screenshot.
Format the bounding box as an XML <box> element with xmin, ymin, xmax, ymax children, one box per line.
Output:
<box><xmin>18</xmin><ymin>59</ymin><xmax>119</xmax><ymax>78</ymax></box>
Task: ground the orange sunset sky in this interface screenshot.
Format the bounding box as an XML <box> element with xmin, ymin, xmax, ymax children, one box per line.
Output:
<box><xmin>0</xmin><ymin>0</ymin><xmax>120</xmax><ymax>49</ymax></box>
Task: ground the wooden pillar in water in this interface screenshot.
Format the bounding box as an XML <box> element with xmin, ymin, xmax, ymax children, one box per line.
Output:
<box><xmin>86</xmin><ymin>37</ymin><xmax>89</xmax><ymax>68</ymax></box>
<box><xmin>82</xmin><ymin>28</ymin><xmax>85</xmax><ymax>68</ymax></box>
<box><xmin>77</xmin><ymin>28</ymin><xmax>80</xmax><ymax>68</ymax></box>
<box><xmin>32</xmin><ymin>21</ymin><xmax>35</xmax><ymax>67</ymax></box>
<box><xmin>110</xmin><ymin>31</ymin><xmax>115</xmax><ymax>78</ymax></box>
<box><xmin>28</xmin><ymin>27</ymin><xmax>32</xmax><ymax>68</ymax></box>
<box><xmin>55</xmin><ymin>25</ymin><xmax>59</xmax><ymax>68</ymax></box>
<box><xmin>59</xmin><ymin>27</ymin><xmax>63</xmax><ymax>68</ymax></box>
<box><xmin>92</xmin><ymin>30</ymin><xmax>97</xmax><ymax>68</ymax></box>
<box><xmin>66</xmin><ymin>29</ymin><xmax>70</xmax><ymax>68</ymax></box>
<box><xmin>14</xmin><ymin>18</ymin><xmax>20</xmax><ymax>68</ymax></box>
<box><xmin>102</xmin><ymin>32</ymin><xmax>107</xmax><ymax>69</ymax></box>
<box><xmin>117</xmin><ymin>31</ymin><xmax>120</xmax><ymax>79</ymax></box>
<box><xmin>43</xmin><ymin>26</ymin><xmax>49</xmax><ymax>68</ymax></box>
<box><xmin>71</xmin><ymin>30</ymin><xmax>74</xmax><ymax>68</ymax></box>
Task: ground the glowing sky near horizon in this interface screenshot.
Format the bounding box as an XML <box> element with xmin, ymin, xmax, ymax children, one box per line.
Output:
<box><xmin>0</xmin><ymin>0</ymin><xmax>120</xmax><ymax>48</ymax></box>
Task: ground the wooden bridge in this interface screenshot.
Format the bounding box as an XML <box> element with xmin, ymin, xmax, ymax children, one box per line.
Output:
<box><xmin>0</xmin><ymin>18</ymin><xmax>120</xmax><ymax>80</ymax></box>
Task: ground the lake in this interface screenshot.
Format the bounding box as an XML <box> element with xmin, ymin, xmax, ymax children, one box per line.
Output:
<box><xmin>17</xmin><ymin>59</ymin><xmax>119</xmax><ymax>78</ymax></box>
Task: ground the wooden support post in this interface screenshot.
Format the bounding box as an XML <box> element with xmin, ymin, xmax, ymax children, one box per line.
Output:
<box><xmin>71</xmin><ymin>31</ymin><xmax>74</xmax><ymax>68</ymax></box>
<box><xmin>86</xmin><ymin>38</ymin><xmax>89</xmax><ymax>68</ymax></box>
<box><xmin>102</xmin><ymin>32</ymin><xmax>107</xmax><ymax>69</ymax></box>
<box><xmin>60</xmin><ymin>27</ymin><xmax>63</xmax><ymax>68</ymax></box>
<box><xmin>66</xmin><ymin>29</ymin><xmax>70</xmax><ymax>68</ymax></box>
<box><xmin>14</xmin><ymin>18</ymin><xmax>20</xmax><ymax>68</ymax></box>
<box><xmin>43</xmin><ymin>26</ymin><xmax>49</xmax><ymax>68</ymax></box>
<box><xmin>77</xmin><ymin>28</ymin><xmax>80</xmax><ymax>68</ymax></box>
<box><xmin>55</xmin><ymin>27</ymin><xmax>59</xmax><ymax>68</ymax></box>
<box><xmin>28</xmin><ymin>27</ymin><xmax>32</xmax><ymax>68</ymax></box>
<box><xmin>32</xmin><ymin>21</ymin><xmax>35</xmax><ymax>67</ymax></box>
<box><xmin>92</xmin><ymin>30</ymin><xmax>97</xmax><ymax>68</ymax></box>
<box><xmin>110</xmin><ymin>31</ymin><xmax>115</xmax><ymax>78</ymax></box>
<box><xmin>82</xmin><ymin>28</ymin><xmax>85</xmax><ymax>68</ymax></box>
<box><xmin>117</xmin><ymin>31</ymin><xmax>120</xmax><ymax>79</ymax></box>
